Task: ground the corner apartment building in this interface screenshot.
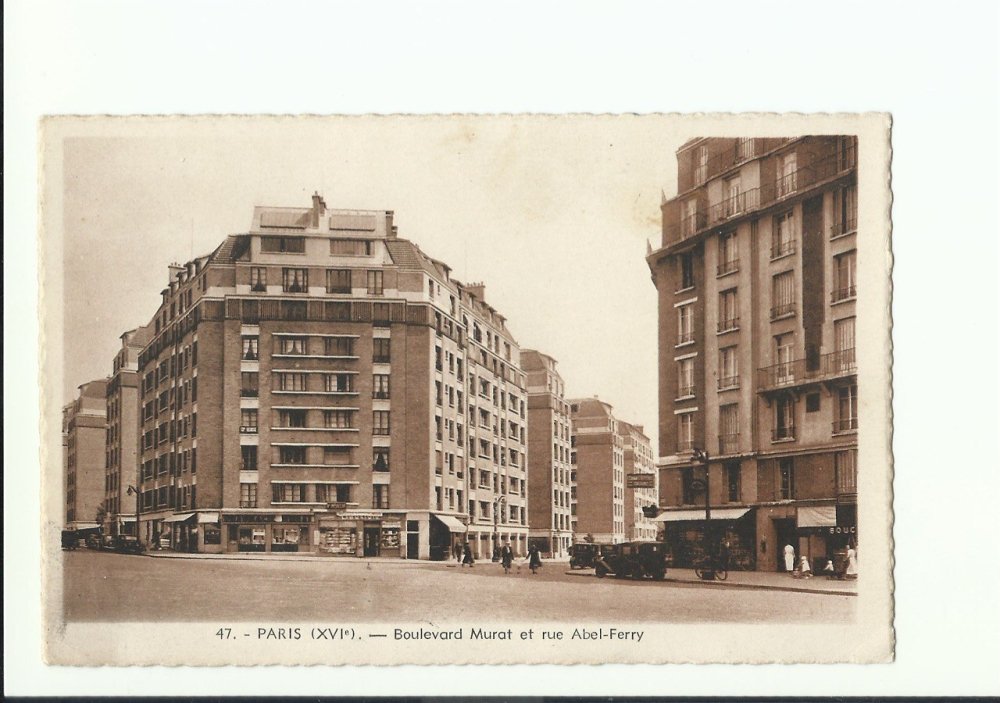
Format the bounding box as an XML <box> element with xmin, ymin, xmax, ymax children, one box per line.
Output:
<box><xmin>64</xmin><ymin>378</ymin><xmax>109</xmax><ymax>530</ymax></box>
<box><xmin>621</xmin><ymin>422</ymin><xmax>657</xmax><ymax>541</ymax></box>
<box><xmin>134</xmin><ymin>193</ymin><xmax>528</xmax><ymax>559</ymax></box>
<box><xmin>103</xmin><ymin>326</ymin><xmax>151</xmax><ymax>537</ymax></box>
<box><xmin>647</xmin><ymin>136</ymin><xmax>859</xmax><ymax>571</ymax></box>
<box><xmin>522</xmin><ymin>349</ymin><xmax>573</xmax><ymax>558</ymax></box>
<box><xmin>569</xmin><ymin>397</ymin><xmax>626</xmax><ymax>545</ymax></box>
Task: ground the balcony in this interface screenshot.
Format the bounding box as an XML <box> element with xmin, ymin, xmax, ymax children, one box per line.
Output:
<box><xmin>770</xmin><ymin>238</ymin><xmax>796</xmax><ymax>260</ymax></box>
<box><xmin>757</xmin><ymin>348</ymin><xmax>856</xmax><ymax>392</ymax></box>
<box><xmin>709</xmin><ymin>188</ymin><xmax>760</xmax><ymax>223</ymax></box>
<box><xmin>716</xmin><ymin>259</ymin><xmax>739</xmax><ymax>277</ymax></box>
<box><xmin>770</xmin><ymin>302</ymin><xmax>797</xmax><ymax>320</ymax></box>
<box><xmin>831</xmin><ymin>285</ymin><xmax>857</xmax><ymax>303</ymax></box>
<box><xmin>718</xmin><ymin>317</ymin><xmax>740</xmax><ymax>333</ymax></box>
<box><xmin>830</xmin><ymin>217</ymin><xmax>857</xmax><ymax>239</ymax></box>
<box><xmin>717</xmin><ymin>375</ymin><xmax>739</xmax><ymax>391</ymax></box>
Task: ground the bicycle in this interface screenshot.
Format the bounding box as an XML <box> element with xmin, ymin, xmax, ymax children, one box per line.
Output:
<box><xmin>694</xmin><ymin>559</ymin><xmax>728</xmax><ymax>581</ymax></box>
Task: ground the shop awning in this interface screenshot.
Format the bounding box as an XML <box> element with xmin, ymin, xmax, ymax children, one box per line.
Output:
<box><xmin>797</xmin><ymin>506</ymin><xmax>837</xmax><ymax>528</ymax></box>
<box><xmin>433</xmin><ymin>514</ymin><xmax>468</xmax><ymax>533</ymax></box>
<box><xmin>119</xmin><ymin>516</ymin><xmax>136</xmax><ymax>523</ymax></box>
<box><xmin>653</xmin><ymin>507</ymin><xmax>752</xmax><ymax>522</ymax></box>
<box><xmin>197</xmin><ymin>512</ymin><xmax>220</xmax><ymax>524</ymax></box>
<box><xmin>162</xmin><ymin>512</ymin><xmax>196</xmax><ymax>523</ymax></box>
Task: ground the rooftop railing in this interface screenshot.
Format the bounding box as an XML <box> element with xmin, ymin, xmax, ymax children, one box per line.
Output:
<box><xmin>757</xmin><ymin>348</ymin><xmax>856</xmax><ymax>391</ymax></box>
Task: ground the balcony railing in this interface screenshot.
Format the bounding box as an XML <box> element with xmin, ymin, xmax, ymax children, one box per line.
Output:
<box><xmin>770</xmin><ymin>302</ymin><xmax>796</xmax><ymax>320</ymax></box>
<box><xmin>240</xmin><ymin>388</ymin><xmax>259</xmax><ymax>397</ymax></box>
<box><xmin>831</xmin><ymin>285</ymin><xmax>856</xmax><ymax>303</ymax></box>
<box><xmin>718</xmin><ymin>317</ymin><xmax>740</xmax><ymax>333</ymax></box>
<box><xmin>771</xmin><ymin>238</ymin><xmax>796</xmax><ymax>260</ymax></box>
<box><xmin>372</xmin><ymin>390</ymin><xmax>390</xmax><ymax>400</ymax></box>
<box><xmin>717</xmin><ymin>375</ymin><xmax>739</xmax><ymax>390</ymax></box>
<box><xmin>718</xmin><ymin>433</ymin><xmax>739</xmax><ymax>455</ymax></box>
<box><xmin>709</xmin><ymin>188</ymin><xmax>760</xmax><ymax>223</ymax></box>
<box><xmin>717</xmin><ymin>259</ymin><xmax>739</xmax><ymax>276</ymax></box>
<box><xmin>677</xmin><ymin>330</ymin><xmax>694</xmax><ymax>345</ymax></box>
<box><xmin>771</xmin><ymin>425</ymin><xmax>796</xmax><ymax>442</ymax></box>
<box><xmin>677</xmin><ymin>385</ymin><xmax>695</xmax><ymax>398</ymax></box>
<box><xmin>757</xmin><ymin>348</ymin><xmax>856</xmax><ymax>391</ymax></box>
<box><xmin>832</xmin><ymin>417</ymin><xmax>858</xmax><ymax>434</ymax></box>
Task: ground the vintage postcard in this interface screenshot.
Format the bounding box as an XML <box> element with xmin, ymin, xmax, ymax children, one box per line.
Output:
<box><xmin>41</xmin><ymin>113</ymin><xmax>892</xmax><ymax>665</ymax></box>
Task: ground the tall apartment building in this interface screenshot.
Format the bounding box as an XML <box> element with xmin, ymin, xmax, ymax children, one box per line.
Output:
<box><xmin>133</xmin><ymin>194</ymin><xmax>528</xmax><ymax>559</ymax></box>
<box><xmin>621</xmin><ymin>422</ymin><xmax>657</xmax><ymax>541</ymax></box>
<box><xmin>522</xmin><ymin>349</ymin><xmax>573</xmax><ymax>558</ymax></box>
<box><xmin>103</xmin><ymin>326</ymin><xmax>151</xmax><ymax>537</ymax></box>
<box><xmin>647</xmin><ymin>136</ymin><xmax>859</xmax><ymax>571</ymax></box>
<box><xmin>64</xmin><ymin>378</ymin><xmax>109</xmax><ymax>530</ymax></box>
<box><xmin>569</xmin><ymin>397</ymin><xmax>626</xmax><ymax>545</ymax></box>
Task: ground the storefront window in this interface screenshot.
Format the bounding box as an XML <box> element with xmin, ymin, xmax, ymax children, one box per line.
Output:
<box><xmin>321</xmin><ymin>524</ymin><xmax>357</xmax><ymax>555</ymax></box>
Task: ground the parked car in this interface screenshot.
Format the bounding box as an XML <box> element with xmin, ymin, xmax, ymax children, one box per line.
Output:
<box><xmin>593</xmin><ymin>541</ymin><xmax>668</xmax><ymax>580</ymax></box>
<box><xmin>61</xmin><ymin>530</ymin><xmax>80</xmax><ymax>550</ymax></box>
<box><xmin>569</xmin><ymin>542</ymin><xmax>612</xmax><ymax>570</ymax></box>
<box><xmin>113</xmin><ymin>535</ymin><xmax>146</xmax><ymax>554</ymax></box>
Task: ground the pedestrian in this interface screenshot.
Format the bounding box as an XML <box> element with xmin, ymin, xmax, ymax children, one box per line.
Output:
<box><xmin>783</xmin><ymin>543</ymin><xmax>795</xmax><ymax>573</ymax></box>
<box><xmin>500</xmin><ymin>542</ymin><xmax>514</xmax><ymax>575</ymax></box>
<box><xmin>526</xmin><ymin>544</ymin><xmax>542</xmax><ymax>575</ymax></box>
<box><xmin>799</xmin><ymin>555</ymin><xmax>813</xmax><ymax>578</ymax></box>
<box><xmin>462</xmin><ymin>542</ymin><xmax>475</xmax><ymax>568</ymax></box>
<box><xmin>823</xmin><ymin>558</ymin><xmax>836</xmax><ymax>578</ymax></box>
<box><xmin>453</xmin><ymin>541</ymin><xmax>462</xmax><ymax>564</ymax></box>
<box><xmin>845</xmin><ymin>543</ymin><xmax>858</xmax><ymax>579</ymax></box>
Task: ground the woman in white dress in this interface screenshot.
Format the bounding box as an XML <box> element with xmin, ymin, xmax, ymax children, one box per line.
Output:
<box><xmin>845</xmin><ymin>544</ymin><xmax>858</xmax><ymax>579</ymax></box>
<box><xmin>783</xmin><ymin>543</ymin><xmax>795</xmax><ymax>572</ymax></box>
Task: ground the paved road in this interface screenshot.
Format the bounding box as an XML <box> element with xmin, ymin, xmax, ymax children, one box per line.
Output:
<box><xmin>63</xmin><ymin>551</ymin><xmax>855</xmax><ymax>624</ymax></box>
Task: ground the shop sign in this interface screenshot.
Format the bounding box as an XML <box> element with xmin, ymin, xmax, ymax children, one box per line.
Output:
<box><xmin>798</xmin><ymin>524</ymin><xmax>857</xmax><ymax>535</ymax></box>
<box><xmin>626</xmin><ymin>473</ymin><xmax>656</xmax><ymax>489</ymax></box>
<box><xmin>281</xmin><ymin>515</ymin><xmax>312</xmax><ymax>523</ymax></box>
<box><xmin>223</xmin><ymin>514</ymin><xmax>273</xmax><ymax>523</ymax></box>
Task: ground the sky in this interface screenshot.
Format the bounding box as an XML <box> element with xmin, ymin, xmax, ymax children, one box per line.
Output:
<box><xmin>57</xmin><ymin>116</ymin><xmax>683</xmax><ymax>451</ymax></box>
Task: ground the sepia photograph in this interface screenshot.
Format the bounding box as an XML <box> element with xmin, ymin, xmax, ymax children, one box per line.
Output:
<box><xmin>41</xmin><ymin>114</ymin><xmax>892</xmax><ymax>666</ymax></box>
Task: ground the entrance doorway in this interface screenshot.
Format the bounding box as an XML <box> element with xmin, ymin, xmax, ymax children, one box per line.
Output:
<box><xmin>773</xmin><ymin>518</ymin><xmax>797</xmax><ymax>572</ymax></box>
<box><xmin>363</xmin><ymin>527</ymin><xmax>380</xmax><ymax>557</ymax></box>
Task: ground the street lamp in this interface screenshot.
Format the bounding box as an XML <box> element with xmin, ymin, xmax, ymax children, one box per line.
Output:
<box><xmin>127</xmin><ymin>484</ymin><xmax>142</xmax><ymax>548</ymax></box>
<box><xmin>690</xmin><ymin>448</ymin><xmax>715</xmax><ymax>580</ymax></box>
<box><xmin>492</xmin><ymin>495</ymin><xmax>506</xmax><ymax>562</ymax></box>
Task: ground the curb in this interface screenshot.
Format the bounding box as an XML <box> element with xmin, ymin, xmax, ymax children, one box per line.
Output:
<box><xmin>142</xmin><ymin>552</ymin><xmax>429</xmax><ymax>565</ymax></box>
<box><xmin>563</xmin><ymin>570</ymin><xmax>857</xmax><ymax>597</ymax></box>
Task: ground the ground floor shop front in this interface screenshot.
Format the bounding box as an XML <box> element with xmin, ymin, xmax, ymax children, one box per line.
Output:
<box><xmin>528</xmin><ymin>530</ymin><xmax>573</xmax><ymax>559</ymax></box>
<box><xmin>657</xmin><ymin>501</ymin><xmax>857</xmax><ymax>572</ymax></box>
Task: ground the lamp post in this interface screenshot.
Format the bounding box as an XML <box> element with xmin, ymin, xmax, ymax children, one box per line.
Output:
<box><xmin>127</xmin><ymin>484</ymin><xmax>142</xmax><ymax>547</ymax></box>
<box><xmin>690</xmin><ymin>448</ymin><xmax>714</xmax><ymax>579</ymax></box>
<box><xmin>492</xmin><ymin>495</ymin><xmax>506</xmax><ymax>562</ymax></box>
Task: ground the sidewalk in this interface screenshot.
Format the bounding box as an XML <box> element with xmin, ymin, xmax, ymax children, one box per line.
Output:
<box><xmin>144</xmin><ymin>550</ymin><xmax>429</xmax><ymax>566</ymax></box>
<box><xmin>566</xmin><ymin>565</ymin><xmax>857</xmax><ymax>596</ymax></box>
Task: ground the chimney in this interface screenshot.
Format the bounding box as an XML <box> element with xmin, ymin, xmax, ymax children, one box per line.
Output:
<box><xmin>466</xmin><ymin>282</ymin><xmax>486</xmax><ymax>301</ymax></box>
<box><xmin>311</xmin><ymin>191</ymin><xmax>327</xmax><ymax>227</ymax></box>
<box><xmin>168</xmin><ymin>262</ymin><xmax>184</xmax><ymax>285</ymax></box>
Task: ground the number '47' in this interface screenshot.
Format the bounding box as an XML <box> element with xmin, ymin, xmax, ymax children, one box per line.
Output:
<box><xmin>216</xmin><ymin>628</ymin><xmax>233</xmax><ymax>639</ymax></box>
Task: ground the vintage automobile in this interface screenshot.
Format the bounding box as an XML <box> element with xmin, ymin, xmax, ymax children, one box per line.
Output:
<box><xmin>113</xmin><ymin>535</ymin><xmax>146</xmax><ymax>554</ymax></box>
<box><xmin>593</xmin><ymin>541</ymin><xmax>669</xmax><ymax>580</ymax></box>
<box><xmin>569</xmin><ymin>542</ymin><xmax>613</xmax><ymax>569</ymax></box>
<box><xmin>61</xmin><ymin>530</ymin><xmax>80</xmax><ymax>550</ymax></box>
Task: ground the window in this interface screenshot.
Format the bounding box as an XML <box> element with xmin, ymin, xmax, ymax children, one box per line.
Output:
<box><xmin>718</xmin><ymin>231</ymin><xmax>739</xmax><ymax>275</ymax></box>
<box><xmin>241</xmin><ymin>336</ymin><xmax>259</xmax><ymax>360</ymax></box>
<box><xmin>239</xmin><ymin>483</ymin><xmax>258</xmax><ymax>508</ymax></box>
<box><xmin>367</xmin><ymin>270</ymin><xmax>383</xmax><ymax>296</ymax></box>
<box><xmin>719</xmin><ymin>346</ymin><xmax>739</xmax><ymax>389</ymax></box>
<box><xmin>681</xmin><ymin>467</ymin><xmax>701</xmax><ymax>505</ymax></box>
<box><xmin>735</xmin><ymin>137</ymin><xmax>755</xmax><ymax>161</ymax></box>
<box><xmin>272</xmin><ymin>483</ymin><xmax>305</xmax><ymax>503</ymax></box>
<box><xmin>325</xmin><ymin>336</ymin><xmax>354</xmax><ymax>356</ymax></box>
<box><xmin>324</xmin><ymin>409</ymin><xmax>354</xmax><ymax>428</ymax></box>
<box><xmin>373</xmin><ymin>448</ymin><xmax>390</xmax><ymax>472</ymax></box>
<box><xmin>694</xmin><ymin>145</ymin><xmax>708</xmax><ymax>184</ymax></box>
<box><xmin>282</xmin><ymin>268</ymin><xmax>308</xmax><ymax>292</ymax></box>
<box><xmin>373</xmin><ymin>484</ymin><xmax>389</xmax><ymax>510</ymax></box>
<box><xmin>250</xmin><ymin>267</ymin><xmax>267</xmax><ymax>292</ymax></box>
<box><xmin>278</xmin><ymin>373</ymin><xmax>307</xmax><ymax>391</ymax></box>
<box><xmin>679</xmin><ymin>252</ymin><xmax>695</xmax><ymax>290</ymax></box>
<box><xmin>806</xmin><ymin>392</ymin><xmax>821</xmax><ymax>412</ymax></box>
<box><xmin>773</xmin><ymin>396</ymin><xmax>796</xmax><ymax>441</ymax></box>
<box><xmin>771</xmin><ymin>271</ymin><xmax>796</xmax><ymax>319</ymax></box>
<box><xmin>330</xmin><ymin>239</ymin><xmax>372</xmax><ymax>256</ymax></box>
<box><xmin>372</xmin><ymin>374</ymin><xmax>390</xmax><ymax>399</ymax></box>
<box><xmin>279</xmin><ymin>446</ymin><xmax>307</xmax><ymax>464</ymax></box>
<box><xmin>833</xmin><ymin>251</ymin><xmax>857</xmax><ymax>302</ymax></box>
<box><xmin>677</xmin><ymin>304</ymin><xmax>694</xmax><ymax>344</ymax></box>
<box><xmin>774</xmin><ymin>333</ymin><xmax>795</xmax><ymax>383</ymax></box>
<box><xmin>776</xmin><ymin>152</ymin><xmax>797</xmax><ymax>196</ymax></box>
<box><xmin>241</xmin><ymin>446</ymin><xmax>258</xmax><ymax>471</ymax></box>
<box><xmin>240</xmin><ymin>409</ymin><xmax>258</xmax><ymax>434</ymax></box>
<box><xmin>835</xmin><ymin>384</ymin><xmax>859</xmax><ymax>433</ymax></box>
<box><xmin>326</xmin><ymin>268</ymin><xmax>352</xmax><ymax>293</ymax></box>
<box><xmin>261</xmin><ymin>236</ymin><xmax>305</xmax><ymax>253</ymax></box>
<box><xmin>373</xmin><ymin>410</ymin><xmax>391</xmax><ymax>435</ymax></box>
<box><xmin>772</xmin><ymin>210</ymin><xmax>796</xmax><ymax>259</ymax></box>
<box><xmin>677</xmin><ymin>412</ymin><xmax>694</xmax><ymax>452</ymax></box>
<box><xmin>835</xmin><ymin>450</ymin><xmax>858</xmax><ymax>494</ymax></box>
<box><xmin>324</xmin><ymin>373</ymin><xmax>354</xmax><ymax>392</ymax></box>
<box><xmin>278</xmin><ymin>409</ymin><xmax>307</xmax><ymax>428</ymax></box>
<box><xmin>279</xmin><ymin>336</ymin><xmax>308</xmax><ymax>355</ymax></box>
<box><xmin>778</xmin><ymin>458</ymin><xmax>795</xmax><ymax>499</ymax></box>
<box><xmin>240</xmin><ymin>372</ymin><xmax>259</xmax><ymax>397</ymax></box>
<box><xmin>719</xmin><ymin>288</ymin><xmax>739</xmax><ymax>331</ymax></box>
<box><xmin>832</xmin><ymin>184</ymin><xmax>858</xmax><ymax>238</ymax></box>
<box><xmin>677</xmin><ymin>358</ymin><xmax>695</xmax><ymax>398</ymax></box>
<box><xmin>723</xmin><ymin>176</ymin><xmax>742</xmax><ymax>217</ymax></box>
<box><xmin>373</xmin><ymin>337</ymin><xmax>391</xmax><ymax>363</ymax></box>
<box><xmin>681</xmin><ymin>197</ymin><xmax>699</xmax><ymax>238</ymax></box>
<box><xmin>726</xmin><ymin>462</ymin><xmax>741</xmax><ymax>502</ymax></box>
<box><xmin>323</xmin><ymin>447</ymin><xmax>351</xmax><ymax>466</ymax></box>
<box><xmin>719</xmin><ymin>404</ymin><xmax>739</xmax><ymax>454</ymax></box>
<box><xmin>833</xmin><ymin>318</ymin><xmax>856</xmax><ymax>372</ymax></box>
